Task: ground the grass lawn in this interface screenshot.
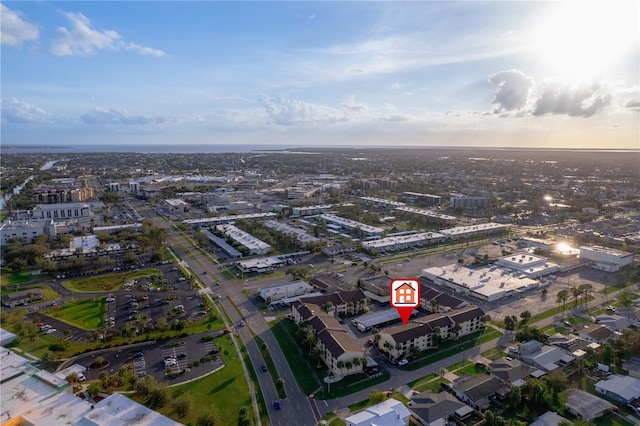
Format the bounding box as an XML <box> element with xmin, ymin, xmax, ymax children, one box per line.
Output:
<box><xmin>316</xmin><ymin>372</ymin><xmax>390</xmax><ymax>400</ymax></box>
<box><xmin>0</xmin><ymin>270</ymin><xmax>36</xmax><ymax>285</ymax></box>
<box><xmin>150</xmin><ymin>334</ymin><xmax>254</xmax><ymax>425</ymax></box>
<box><xmin>60</xmin><ymin>269</ymin><xmax>161</xmax><ymax>292</ymax></box>
<box><xmin>412</xmin><ymin>377</ymin><xmax>447</xmax><ymax>393</ymax></box>
<box><xmin>405</xmin><ymin>326</ymin><xmax>502</xmax><ymax>371</ymax></box>
<box><xmin>270</xmin><ymin>318</ymin><xmax>322</xmax><ymax>395</ymax></box>
<box><xmin>48</xmin><ymin>298</ymin><xmax>106</xmax><ymax>330</ymax></box>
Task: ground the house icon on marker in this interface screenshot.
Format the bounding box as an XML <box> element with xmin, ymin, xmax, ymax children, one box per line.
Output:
<box><xmin>393</xmin><ymin>282</ymin><xmax>417</xmax><ymax>305</ymax></box>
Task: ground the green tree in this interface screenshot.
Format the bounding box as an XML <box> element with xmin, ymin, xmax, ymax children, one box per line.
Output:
<box><xmin>171</xmin><ymin>392</ymin><xmax>192</xmax><ymax>418</ymax></box>
<box><xmin>368</xmin><ymin>389</ymin><xmax>387</xmax><ymax>404</ymax></box>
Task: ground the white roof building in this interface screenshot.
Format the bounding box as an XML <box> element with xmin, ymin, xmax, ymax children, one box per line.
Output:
<box><xmin>422</xmin><ymin>264</ymin><xmax>538</xmax><ymax>302</ymax></box>
<box><xmin>362</xmin><ymin>232</ymin><xmax>445</xmax><ymax>253</ymax></box>
<box><xmin>345</xmin><ymin>398</ymin><xmax>411</xmax><ymax>426</ymax></box>
<box><xmin>216</xmin><ymin>224</ymin><xmax>271</xmax><ymax>255</ymax></box>
<box><xmin>319</xmin><ymin>214</ymin><xmax>384</xmax><ymax>236</ymax></box>
<box><xmin>439</xmin><ymin>223</ymin><xmax>508</xmax><ymax>239</ymax></box>
<box><xmin>0</xmin><ymin>348</ymin><xmax>180</xmax><ymax>426</ymax></box>
<box><xmin>496</xmin><ymin>253</ymin><xmax>559</xmax><ymax>279</ymax></box>
<box><xmin>257</xmin><ymin>280</ymin><xmax>314</xmax><ymax>302</ymax></box>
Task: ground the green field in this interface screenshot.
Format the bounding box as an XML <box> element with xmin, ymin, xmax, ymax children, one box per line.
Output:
<box><xmin>52</xmin><ymin>298</ymin><xmax>106</xmax><ymax>330</ymax></box>
<box><xmin>150</xmin><ymin>334</ymin><xmax>254</xmax><ymax>425</ymax></box>
<box><xmin>60</xmin><ymin>269</ymin><xmax>161</xmax><ymax>292</ymax></box>
<box><xmin>0</xmin><ymin>270</ymin><xmax>36</xmax><ymax>286</ymax></box>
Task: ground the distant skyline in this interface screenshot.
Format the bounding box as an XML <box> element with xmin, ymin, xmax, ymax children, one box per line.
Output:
<box><xmin>1</xmin><ymin>1</ymin><xmax>639</xmax><ymax>149</ymax></box>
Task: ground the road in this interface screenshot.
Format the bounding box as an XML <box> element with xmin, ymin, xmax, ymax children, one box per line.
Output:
<box><xmin>147</xmin><ymin>207</ymin><xmax>639</xmax><ymax>425</ymax></box>
<box><xmin>151</xmin><ymin>212</ymin><xmax>318</xmax><ymax>426</ymax></box>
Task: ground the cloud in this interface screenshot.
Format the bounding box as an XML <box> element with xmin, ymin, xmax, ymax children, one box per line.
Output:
<box><xmin>1</xmin><ymin>97</ymin><xmax>51</xmax><ymax>123</ymax></box>
<box><xmin>625</xmin><ymin>99</ymin><xmax>640</xmax><ymax>111</ymax></box>
<box><xmin>258</xmin><ymin>96</ymin><xmax>345</xmax><ymax>126</ymax></box>
<box><xmin>123</xmin><ymin>42</ymin><xmax>167</xmax><ymax>57</ymax></box>
<box><xmin>391</xmin><ymin>82</ymin><xmax>401</xmax><ymax>90</ymax></box>
<box><xmin>489</xmin><ymin>70</ymin><xmax>534</xmax><ymax>112</ymax></box>
<box><xmin>0</xmin><ymin>4</ymin><xmax>39</xmax><ymax>46</ymax></box>
<box><xmin>52</xmin><ymin>11</ymin><xmax>166</xmax><ymax>57</ymax></box>
<box><xmin>341</xmin><ymin>96</ymin><xmax>368</xmax><ymax>113</ymax></box>
<box><xmin>80</xmin><ymin>106</ymin><xmax>170</xmax><ymax>125</ymax></box>
<box><xmin>307</xmin><ymin>14</ymin><xmax>316</xmax><ymax>20</ymax></box>
<box><xmin>532</xmin><ymin>80</ymin><xmax>612</xmax><ymax>117</ymax></box>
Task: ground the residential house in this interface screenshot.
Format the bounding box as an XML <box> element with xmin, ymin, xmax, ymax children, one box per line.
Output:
<box><xmin>565</xmin><ymin>389</ymin><xmax>613</xmax><ymax>421</ymax></box>
<box><xmin>578</xmin><ymin>324</ymin><xmax>615</xmax><ymax>344</ymax></box>
<box><xmin>530</xmin><ymin>411</ymin><xmax>572</xmax><ymax>426</ymax></box>
<box><xmin>595</xmin><ymin>314</ymin><xmax>633</xmax><ymax>332</ymax></box>
<box><xmin>594</xmin><ymin>375</ymin><xmax>640</xmax><ymax>404</ymax></box>
<box><xmin>1</xmin><ymin>288</ymin><xmax>44</xmax><ymax>308</ymax></box>
<box><xmin>488</xmin><ymin>357</ymin><xmax>538</xmax><ymax>387</ymax></box>
<box><xmin>518</xmin><ymin>340</ymin><xmax>574</xmax><ymax>372</ymax></box>
<box><xmin>451</xmin><ymin>375</ymin><xmax>510</xmax><ymax>411</ymax></box>
<box><xmin>410</xmin><ymin>390</ymin><xmax>471</xmax><ymax>426</ymax></box>
<box><xmin>622</xmin><ymin>357</ymin><xmax>640</xmax><ymax>379</ymax></box>
<box><xmin>613</xmin><ymin>307</ymin><xmax>640</xmax><ymax>327</ymax></box>
<box><xmin>345</xmin><ymin>398</ymin><xmax>411</xmax><ymax>426</ymax></box>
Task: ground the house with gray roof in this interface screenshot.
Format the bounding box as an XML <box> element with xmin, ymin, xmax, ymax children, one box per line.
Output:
<box><xmin>622</xmin><ymin>357</ymin><xmax>640</xmax><ymax>379</ymax></box>
<box><xmin>595</xmin><ymin>374</ymin><xmax>640</xmax><ymax>404</ymax></box>
<box><xmin>410</xmin><ymin>390</ymin><xmax>470</xmax><ymax>426</ymax></box>
<box><xmin>519</xmin><ymin>340</ymin><xmax>574</xmax><ymax>372</ymax></box>
<box><xmin>1</xmin><ymin>288</ymin><xmax>44</xmax><ymax>308</ymax></box>
<box><xmin>451</xmin><ymin>375</ymin><xmax>510</xmax><ymax>411</ymax></box>
<box><xmin>530</xmin><ymin>411</ymin><xmax>572</xmax><ymax>426</ymax></box>
<box><xmin>565</xmin><ymin>389</ymin><xmax>613</xmax><ymax>421</ymax></box>
<box><xmin>488</xmin><ymin>357</ymin><xmax>538</xmax><ymax>386</ymax></box>
<box><xmin>595</xmin><ymin>314</ymin><xmax>633</xmax><ymax>332</ymax></box>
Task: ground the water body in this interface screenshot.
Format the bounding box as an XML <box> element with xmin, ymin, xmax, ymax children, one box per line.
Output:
<box><xmin>0</xmin><ymin>160</ymin><xmax>59</xmax><ymax>211</ymax></box>
<box><xmin>1</xmin><ymin>144</ymin><xmax>638</xmax><ymax>154</ymax></box>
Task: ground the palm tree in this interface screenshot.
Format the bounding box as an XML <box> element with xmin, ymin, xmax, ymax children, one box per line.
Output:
<box><xmin>571</xmin><ymin>286</ymin><xmax>581</xmax><ymax>308</ymax></box>
<box><xmin>578</xmin><ymin>283</ymin><xmax>593</xmax><ymax>305</ymax></box>
<box><xmin>352</xmin><ymin>357</ymin><xmax>362</xmax><ymax>372</ymax></box>
<box><xmin>451</xmin><ymin>323</ymin><xmax>462</xmax><ymax>339</ymax></box>
<box><xmin>556</xmin><ymin>289</ymin><xmax>569</xmax><ymax>313</ymax></box>
<box><xmin>336</xmin><ymin>360</ymin><xmax>345</xmax><ymax>375</ymax></box>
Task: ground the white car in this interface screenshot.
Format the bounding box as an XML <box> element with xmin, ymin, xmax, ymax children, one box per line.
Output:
<box><xmin>105</xmin><ymin>297</ymin><xmax>115</xmax><ymax>302</ymax></box>
<box><xmin>398</xmin><ymin>359</ymin><xmax>408</xmax><ymax>366</ymax></box>
<box><xmin>77</xmin><ymin>373</ymin><xmax>87</xmax><ymax>382</ymax></box>
<box><xmin>164</xmin><ymin>358</ymin><xmax>177</xmax><ymax>367</ymax></box>
<box><xmin>45</xmin><ymin>328</ymin><xmax>57</xmax><ymax>334</ymax></box>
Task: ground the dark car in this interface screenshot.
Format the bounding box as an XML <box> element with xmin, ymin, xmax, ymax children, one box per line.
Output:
<box><xmin>273</xmin><ymin>400</ymin><xmax>281</xmax><ymax>410</ymax></box>
<box><xmin>261</xmin><ymin>364</ymin><xmax>267</xmax><ymax>372</ymax></box>
<box><xmin>132</xmin><ymin>352</ymin><xmax>144</xmax><ymax>358</ymax></box>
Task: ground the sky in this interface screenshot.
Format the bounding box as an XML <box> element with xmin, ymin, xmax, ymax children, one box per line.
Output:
<box><xmin>1</xmin><ymin>1</ymin><xmax>639</xmax><ymax>149</ymax></box>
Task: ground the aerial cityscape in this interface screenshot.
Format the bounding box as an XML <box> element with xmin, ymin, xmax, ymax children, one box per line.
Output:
<box><xmin>1</xmin><ymin>147</ymin><xmax>639</xmax><ymax>426</ymax></box>
<box><xmin>1</xmin><ymin>1</ymin><xmax>639</xmax><ymax>426</ymax></box>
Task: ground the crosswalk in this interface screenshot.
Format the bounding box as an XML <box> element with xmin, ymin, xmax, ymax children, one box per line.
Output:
<box><xmin>133</xmin><ymin>358</ymin><xmax>147</xmax><ymax>377</ymax></box>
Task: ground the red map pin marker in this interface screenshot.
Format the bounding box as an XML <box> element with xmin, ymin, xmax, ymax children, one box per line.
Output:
<box><xmin>390</xmin><ymin>278</ymin><xmax>420</xmax><ymax>325</ymax></box>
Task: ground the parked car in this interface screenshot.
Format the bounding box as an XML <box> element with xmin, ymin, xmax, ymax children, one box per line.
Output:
<box><xmin>77</xmin><ymin>373</ymin><xmax>86</xmax><ymax>382</ymax></box>
<box><xmin>398</xmin><ymin>359</ymin><xmax>408</xmax><ymax>366</ymax></box>
<box><xmin>105</xmin><ymin>297</ymin><xmax>115</xmax><ymax>302</ymax></box>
